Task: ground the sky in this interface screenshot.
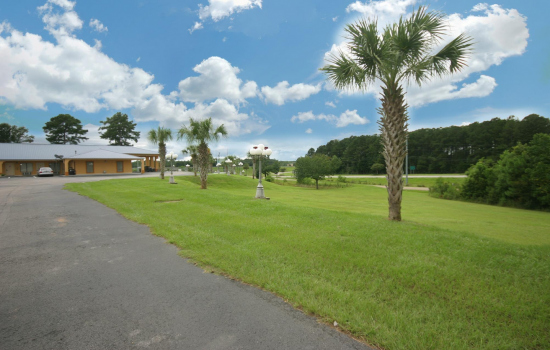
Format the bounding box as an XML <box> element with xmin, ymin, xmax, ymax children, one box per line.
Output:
<box><xmin>0</xmin><ymin>0</ymin><xmax>548</xmax><ymax>160</ymax></box>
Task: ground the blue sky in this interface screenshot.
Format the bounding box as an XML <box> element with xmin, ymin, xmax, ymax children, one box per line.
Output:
<box><xmin>1</xmin><ymin>0</ymin><xmax>548</xmax><ymax>160</ymax></box>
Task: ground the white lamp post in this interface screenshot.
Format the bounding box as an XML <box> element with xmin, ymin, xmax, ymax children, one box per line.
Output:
<box><xmin>216</xmin><ymin>162</ymin><xmax>221</xmax><ymax>173</ymax></box>
<box><xmin>166</xmin><ymin>151</ymin><xmax>178</xmax><ymax>184</ymax></box>
<box><xmin>238</xmin><ymin>162</ymin><xmax>243</xmax><ymax>175</ymax></box>
<box><xmin>250</xmin><ymin>144</ymin><xmax>272</xmax><ymax>199</ymax></box>
<box><xmin>232</xmin><ymin>164</ymin><xmax>236</xmax><ymax>174</ymax></box>
<box><xmin>185</xmin><ymin>164</ymin><xmax>190</xmax><ymax>172</ymax></box>
<box><xmin>224</xmin><ymin>159</ymin><xmax>232</xmax><ymax>175</ymax></box>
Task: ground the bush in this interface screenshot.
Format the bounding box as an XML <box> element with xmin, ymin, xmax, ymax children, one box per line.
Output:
<box><xmin>265</xmin><ymin>175</ymin><xmax>275</xmax><ymax>182</ymax></box>
<box><xmin>337</xmin><ymin>175</ymin><xmax>347</xmax><ymax>183</ymax></box>
<box><xmin>429</xmin><ymin>178</ymin><xmax>461</xmax><ymax>200</ymax></box>
<box><xmin>297</xmin><ymin>177</ymin><xmax>314</xmax><ymax>186</ymax></box>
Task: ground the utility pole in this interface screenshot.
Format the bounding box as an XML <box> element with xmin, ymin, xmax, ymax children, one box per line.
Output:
<box><xmin>405</xmin><ymin>135</ymin><xmax>409</xmax><ymax>186</ymax></box>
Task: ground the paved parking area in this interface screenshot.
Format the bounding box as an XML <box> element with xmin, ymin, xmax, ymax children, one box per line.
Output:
<box><xmin>0</xmin><ymin>175</ymin><xmax>370</xmax><ymax>350</ymax></box>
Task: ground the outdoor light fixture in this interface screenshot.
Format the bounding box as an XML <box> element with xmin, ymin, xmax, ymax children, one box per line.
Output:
<box><xmin>250</xmin><ymin>144</ymin><xmax>272</xmax><ymax>199</ymax></box>
<box><xmin>216</xmin><ymin>162</ymin><xmax>221</xmax><ymax>173</ymax></box>
<box><xmin>238</xmin><ymin>162</ymin><xmax>243</xmax><ymax>175</ymax></box>
<box><xmin>166</xmin><ymin>151</ymin><xmax>178</xmax><ymax>184</ymax></box>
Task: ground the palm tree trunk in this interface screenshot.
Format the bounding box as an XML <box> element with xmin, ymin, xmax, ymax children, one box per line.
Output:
<box><xmin>193</xmin><ymin>159</ymin><xmax>197</xmax><ymax>177</ymax></box>
<box><xmin>198</xmin><ymin>143</ymin><xmax>208</xmax><ymax>189</ymax></box>
<box><xmin>378</xmin><ymin>84</ymin><xmax>408</xmax><ymax>221</ymax></box>
<box><xmin>160</xmin><ymin>143</ymin><xmax>166</xmax><ymax>180</ymax></box>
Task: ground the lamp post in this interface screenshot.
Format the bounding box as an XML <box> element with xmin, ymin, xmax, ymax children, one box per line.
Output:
<box><xmin>232</xmin><ymin>164</ymin><xmax>236</xmax><ymax>174</ymax></box>
<box><xmin>185</xmin><ymin>164</ymin><xmax>190</xmax><ymax>173</ymax></box>
<box><xmin>167</xmin><ymin>151</ymin><xmax>178</xmax><ymax>184</ymax></box>
<box><xmin>249</xmin><ymin>144</ymin><xmax>272</xmax><ymax>199</ymax></box>
<box><xmin>225</xmin><ymin>159</ymin><xmax>232</xmax><ymax>175</ymax></box>
<box><xmin>216</xmin><ymin>162</ymin><xmax>221</xmax><ymax>173</ymax></box>
<box><xmin>238</xmin><ymin>162</ymin><xmax>243</xmax><ymax>175</ymax></box>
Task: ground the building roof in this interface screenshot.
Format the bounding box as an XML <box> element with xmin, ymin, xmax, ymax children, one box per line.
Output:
<box><xmin>0</xmin><ymin>143</ymin><xmax>158</xmax><ymax>161</ymax></box>
<box><xmin>69</xmin><ymin>149</ymin><xmax>144</xmax><ymax>160</ymax></box>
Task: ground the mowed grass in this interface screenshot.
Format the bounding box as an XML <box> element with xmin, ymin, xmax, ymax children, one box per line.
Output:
<box><xmin>66</xmin><ymin>176</ymin><xmax>550</xmax><ymax>350</ymax></box>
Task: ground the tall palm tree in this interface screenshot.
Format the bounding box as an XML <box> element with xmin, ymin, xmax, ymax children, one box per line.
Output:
<box><xmin>182</xmin><ymin>145</ymin><xmax>199</xmax><ymax>177</ymax></box>
<box><xmin>178</xmin><ymin>118</ymin><xmax>227</xmax><ymax>189</ymax></box>
<box><xmin>147</xmin><ymin>126</ymin><xmax>173</xmax><ymax>180</ymax></box>
<box><xmin>321</xmin><ymin>7</ymin><xmax>473</xmax><ymax>221</ymax></box>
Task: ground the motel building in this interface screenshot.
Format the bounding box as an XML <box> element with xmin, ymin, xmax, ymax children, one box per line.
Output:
<box><xmin>0</xmin><ymin>143</ymin><xmax>160</xmax><ymax>176</ymax></box>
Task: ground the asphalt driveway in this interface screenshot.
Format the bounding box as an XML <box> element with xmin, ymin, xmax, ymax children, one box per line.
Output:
<box><xmin>0</xmin><ymin>175</ymin><xmax>370</xmax><ymax>350</ymax></box>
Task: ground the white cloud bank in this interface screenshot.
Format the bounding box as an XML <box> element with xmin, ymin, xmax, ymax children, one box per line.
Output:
<box><xmin>0</xmin><ymin>1</ymin><xmax>319</xmax><ymax>139</ymax></box>
<box><xmin>291</xmin><ymin>110</ymin><xmax>369</xmax><ymax>128</ymax></box>
<box><xmin>261</xmin><ymin>81</ymin><xmax>322</xmax><ymax>106</ymax></box>
<box><xmin>325</xmin><ymin>1</ymin><xmax>529</xmax><ymax>107</ymax></box>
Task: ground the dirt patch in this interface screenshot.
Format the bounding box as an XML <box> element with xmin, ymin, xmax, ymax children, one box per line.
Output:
<box><xmin>155</xmin><ymin>199</ymin><xmax>183</xmax><ymax>203</ymax></box>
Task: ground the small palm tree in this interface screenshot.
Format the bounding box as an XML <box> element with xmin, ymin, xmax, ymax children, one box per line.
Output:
<box><xmin>178</xmin><ymin>118</ymin><xmax>227</xmax><ymax>189</ymax></box>
<box><xmin>246</xmin><ymin>150</ymin><xmax>257</xmax><ymax>179</ymax></box>
<box><xmin>182</xmin><ymin>145</ymin><xmax>199</xmax><ymax>177</ymax></box>
<box><xmin>147</xmin><ymin>126</ymin><xmax>173</xmax><ymax>180</ymax></box>
<box><xmin>321</xmin><ymin>7</ymin><xmax>473</xmax><ymax>221</ymax></box>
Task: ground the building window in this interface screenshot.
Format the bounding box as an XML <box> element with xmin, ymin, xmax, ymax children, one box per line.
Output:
<box><xmin>86</xmin><ymin>161</ymin><xmax>94</xmax><ymax>173</ymax></box>
<box><xmin>117</xmin><ymin>161</ymin><xmax>123</xmax><ymax>172</ymax></box>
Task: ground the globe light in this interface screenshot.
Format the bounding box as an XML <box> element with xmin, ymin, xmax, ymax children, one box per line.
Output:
<box><xmin>216</xmin><ymin>163</ymin><xmax>221</xmax><ymax>166</ymax></box>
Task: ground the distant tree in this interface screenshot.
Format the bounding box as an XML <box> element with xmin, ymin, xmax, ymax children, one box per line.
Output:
<box><xmin>246</xmin><ymin>151</ymin><xmax>258</xmax><ymax>179</ymax></box>
<box><xmin>371</xmin><ymin>163</ymin><xmax>385</xmax><ymax>174</ymax></box>
<box><xmin>243</xmin><ymin>163</ymin><xmax>250</xmax><ymax>176</ymax></box>
<box><xmin>306</xmin><ymin>148</ymin><xmax>315</xmax><ymax>157</ymax></box>
<box><xmin>296</xmin><ymin>154</ymin><xmax>342</xmax><ymax>189</ymax></box>
<box><xmin>43</xmin><ymin>114</ymin><xmax>88</xmax><ymax>144</ymax></box>
<box><xmin>256</xmin><ymin>159</ymin><xmax>280</xmax><ymax>178</ymax></box>
<box><xmin>182</xmin><ymin>145</ymin><xmax>199</xmax><ymax>176</ymax></box>
<box><xmin>0</xmin><ymin>123</ymin><xmax>35</xmax><ymax>143</ymax></box>
<box><xmin>321</xmin><ymin>6</ymin><xmax>473</xmax><ymax>220</ymax></box>
<box><xmin>99</xmin><ymin>112</ymin><xmax>140</xmax><ymax>146</ymax></box>
<box><xmin>279</xmin><ymin>167</ymin><xmax>287</xmax><ymax>173</ymax></box>
<box><xmin>147</xmin><ymin>126</ymin><xmax>173</xmax><ymax>179</ymax></box>
<box><xmin>178</xmin><ymin>118</ymin><xmax>227</xmax><ymax>189</ymax></box>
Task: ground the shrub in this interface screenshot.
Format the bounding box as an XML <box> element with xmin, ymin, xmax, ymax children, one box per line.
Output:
<box><xmin>337</xmin><ymin>175</ymin><xmax>347</xmax><ymax>183</ymax></box>
<box><xmin>429</xmin><ymin>178</ymin><xmax>461</xmax><ymax>200</ymax></box>
<box><xmin>297</xmin><ymin>177</ymin><xmax>314</xmax><ymax>186</ymax></box>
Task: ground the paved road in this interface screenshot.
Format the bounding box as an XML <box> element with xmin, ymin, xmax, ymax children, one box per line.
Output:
<box><xmin>0</xmin><ymin>175</ymin><xmax>370</xmax><ymax>350</ymax></box>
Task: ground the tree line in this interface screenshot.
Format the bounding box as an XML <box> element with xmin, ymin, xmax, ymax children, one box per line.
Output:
<box><xmin>430</xmin><ymin>133</ymin><xmax>550</xmax><ymax>210</ymax></box>
<box><xmin>311</xmin><ymin>114</ymin><xmax>550</xmax><ymax>174</ymax></box>
<box><xmin>0</xmin><ymin>112</ymin><xmax>140</xmax><ymax>145</ymax></box>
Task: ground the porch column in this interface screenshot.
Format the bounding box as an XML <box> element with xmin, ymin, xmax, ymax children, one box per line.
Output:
<box><xmin>0</xmin><ymin>161</ymin><xmax>3</xmax><ymax>175</ymax></box>
<box><xmin>64</xmin><ymin>159</ymin><xmax>70</xmax><ymax>176</ymax></box>
<box><xmin>141</xmin><ymin>158</ymin><xmax>145</xmax><ymax>174</ymax></box>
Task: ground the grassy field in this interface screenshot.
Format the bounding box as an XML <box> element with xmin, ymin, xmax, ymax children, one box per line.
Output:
<box><xmin>66</xmin><ymin>176</ymin><xmax>550</xmax><ymax>350</ymax></box>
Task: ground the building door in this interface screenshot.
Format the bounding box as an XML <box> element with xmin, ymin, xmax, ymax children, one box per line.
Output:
<box><xmin>20</xmin><ymin>163</ymin><xmax>33</xmax><ymax>176</ymax></box>
<box><xmin>5</xmin><ymin>162</ymin><xmax>15</xmax><ymax>176</ymax></box>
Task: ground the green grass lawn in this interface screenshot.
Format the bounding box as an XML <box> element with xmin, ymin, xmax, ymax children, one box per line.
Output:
<box><xmin>66</xmin><ymin>176</ymin><xmax>550</xmax><ymax>350</ymax></box>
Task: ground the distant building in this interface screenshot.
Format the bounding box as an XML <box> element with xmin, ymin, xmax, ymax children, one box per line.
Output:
<box><xmin>0</xmin><ymin>143</ymin><xmax>159</xmax><ymax>176</ymax></box>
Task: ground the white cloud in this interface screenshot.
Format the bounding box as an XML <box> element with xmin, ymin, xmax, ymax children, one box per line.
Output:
<box><xmin>291</xmin><ymin>110</ymin><xmax>368</xmax><ymax>127</ymax></box>
<box><xmin>178</xmin><ymin>57</ymin><xmax>258</xmax><ymax>104</ymax></box>
<box><xmin>260</xmin><ymin>81</ymin><xmax>322</xmax><ymax>106</ymax></box>
<box><xmin>89</xmin><ymin>18</ymin><xmax>107</xmax><ymax>32</ymax></box>
<box><xmin>38</xmin><ymin>0</ymin><xmax>83</xmax><ymax>37</ymax></box>
<box><xmin>199</xmin><ymin>0</ymin><xmax>262</xmax><ymax>22</ymax></box>
<box><xmin>326</xmin><ymin>2</ymin><xmax>528</xmax><ymax>108</ymax></box>
<box><xmin>332</xmin><ymin>16</ymin><xmax>338</xmax><ymax>22</ymax></box>
<box><xmin>325</xmin><ymin>101</ymin><xmax>336</xmax><ymax>108</ymax></box>
<box><xmin>335</xmin><ymin>109</ymin><xmax>369</xmax><ymax>127</ymax></box>
<box><xmin>305</xmin><ymin>128</ymin><xmax>313</xmax><ymax>134</ymax></box>
<box><xmin>222</xmin><ymin>37</ymin><xmax>227</xmax><ymax>42</ymax></box>
<box><xmin>136</xmin><ymin>57</ymin><xmax>141</xmax><ymax>62</ymax></box>
<box><xmin>346</xmin><ymin>0</ymin><xmax>416</xmax><ymax>27</ymax></box>
<box><xmin>188</xmin><ymin>21</ymin><xmax>203</xmax><ymax>34</ymax></box>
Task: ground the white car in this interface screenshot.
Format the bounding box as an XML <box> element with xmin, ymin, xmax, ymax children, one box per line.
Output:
<box><xmin>37</xmin><ymin>167</ymin><xmax>54</xmax><ymax>177</ymax></box>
